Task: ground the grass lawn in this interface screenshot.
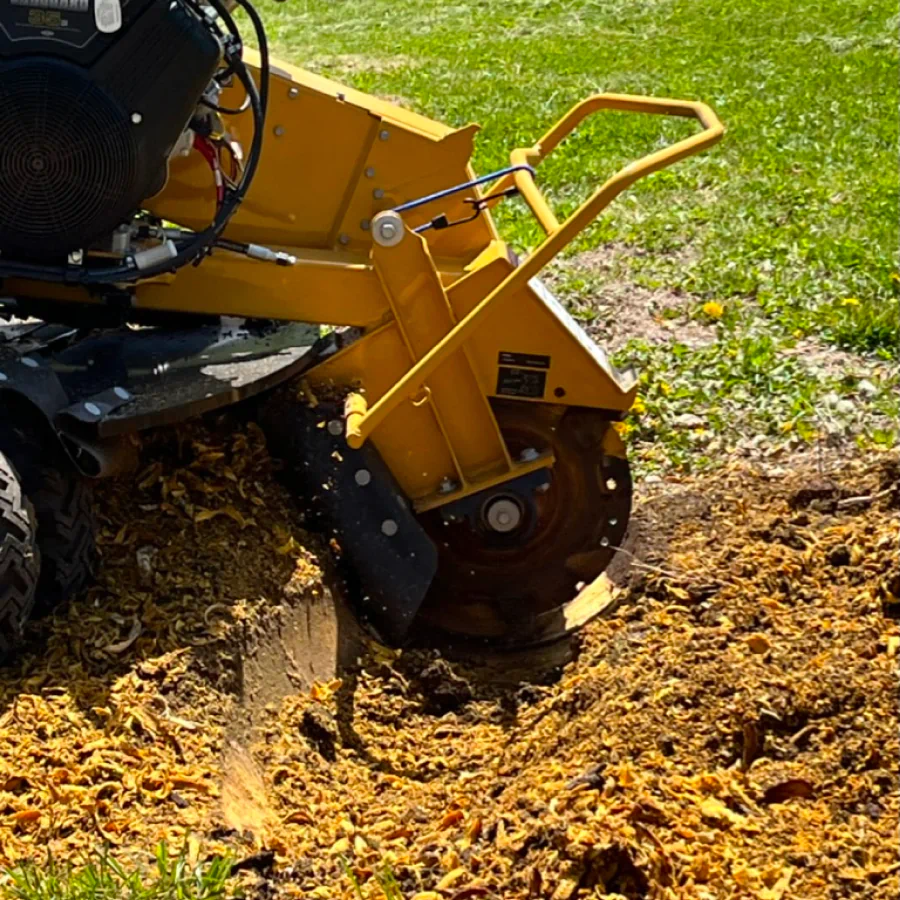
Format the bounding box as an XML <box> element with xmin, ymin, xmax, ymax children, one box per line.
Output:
<box><xmin>255</xmin><ymin>0</ymin><xmax>899</xmax><ymax>470</ymax></box>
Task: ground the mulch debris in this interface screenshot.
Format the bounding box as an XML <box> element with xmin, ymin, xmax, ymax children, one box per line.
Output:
<box><xmin>0</xmin><ymin>420</ymin><xmax>896</xmax><ymax>900</ymax></box>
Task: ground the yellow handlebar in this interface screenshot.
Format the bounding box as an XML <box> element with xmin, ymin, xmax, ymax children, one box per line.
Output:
<box><xmin>347</xmin><ymin>95</ymin><xmax>723</xmax><ymax>449</ymax></box>
<box><xmin>499</xmin><ymin>93</ymin><xmax>723</xmax><ymax>237</ymax></box>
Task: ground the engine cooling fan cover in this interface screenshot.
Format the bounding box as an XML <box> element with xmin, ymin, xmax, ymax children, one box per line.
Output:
<box><xmin>0</xmin><ymin>57</ymin><xmax>139</xmax><ymax>260</ymax></box>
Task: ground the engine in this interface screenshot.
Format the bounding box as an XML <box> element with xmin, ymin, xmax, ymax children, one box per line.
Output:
<box><xmin>0</xmin><ymin>0</ymin><xmax>223</xmax><ymax>262</ymax></box>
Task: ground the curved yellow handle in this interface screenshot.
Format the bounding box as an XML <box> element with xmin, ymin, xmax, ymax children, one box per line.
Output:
<box><xmin>501</xmin><ymin>93</ymin><xmax>724</xmax><ymax>236</ymax></box>
<box><xmin>347</xmin><ymin>95</ymin><xmax>723</xmax><ymax>449</ymax></box>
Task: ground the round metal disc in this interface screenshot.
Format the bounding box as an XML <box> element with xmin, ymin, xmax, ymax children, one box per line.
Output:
<box><xmin>415</xmin><ymin>400</ymin><xmax>632</xmax><ymax>647</ymax></box>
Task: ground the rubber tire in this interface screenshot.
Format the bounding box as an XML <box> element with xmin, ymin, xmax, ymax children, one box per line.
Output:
<box><xmin>0</xmin><ymin>450</ymin><xmax>39</xmax><ymax>661</ymax></box>
<box><xmin>29</xmin><ymin>464</ymin><xmax>97</xmax><ymax>611</ymax></box>
<box><xmin>0</xmin><ymin>428</ymin><xmax>96</xmax><ymax>613</ymax></box>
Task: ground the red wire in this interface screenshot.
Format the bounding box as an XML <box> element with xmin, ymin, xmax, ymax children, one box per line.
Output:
<box><xmin>193</xmin><ymin>134</ymin><xmax>225</xmax><ymax>207</ymax></box>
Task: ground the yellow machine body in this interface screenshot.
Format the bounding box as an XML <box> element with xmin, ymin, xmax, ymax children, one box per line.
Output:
<box><xmin>16</xmin><ymin>56</ymin><xmax>722</xmax><ymax>514</ymax></box>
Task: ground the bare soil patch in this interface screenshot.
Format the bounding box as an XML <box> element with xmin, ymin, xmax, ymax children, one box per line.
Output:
<box><xmin>545</xmin><ymin>247</ymin><xmax>716</xmax><ymax>354</ymax></box>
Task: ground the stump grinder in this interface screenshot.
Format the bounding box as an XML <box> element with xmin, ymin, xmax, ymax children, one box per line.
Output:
<box><xmin>0</xmin><ymin>0</ymin><xmax>722</xmax><ymax>658</ymax></box>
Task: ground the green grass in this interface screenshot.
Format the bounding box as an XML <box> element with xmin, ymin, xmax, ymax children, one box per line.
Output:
<box><xmin>0</xmin><ymin>846</ymin><xmax>233</xmax><ymax>900</ymax></box>
<box><xmin>250</xmin><ymin>0</ymin><xmax>898</xmax><ymax>465</ymax></box>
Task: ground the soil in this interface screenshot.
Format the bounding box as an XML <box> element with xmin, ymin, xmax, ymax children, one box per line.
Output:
<box><xmin>543</xmin><ymin>249</ymin><xmax>717</xmax><ymax>354</ymax></box>
<box><xmin>0</xmin><ymin>417</ymin><xmax>896</xmax><ymax>900</ymax></box>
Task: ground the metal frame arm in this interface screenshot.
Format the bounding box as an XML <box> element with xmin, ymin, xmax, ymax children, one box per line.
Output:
<box><xmin>347</xmin><ymin>94</ymin><xmax>724</xmax><ymax>449</ymax></box>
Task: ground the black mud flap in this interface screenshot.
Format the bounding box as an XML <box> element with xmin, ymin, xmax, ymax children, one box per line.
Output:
<box><xmin>262</xmin><ymin>399</ymin><xmax>438</xmax><ymax>644</ymax></box>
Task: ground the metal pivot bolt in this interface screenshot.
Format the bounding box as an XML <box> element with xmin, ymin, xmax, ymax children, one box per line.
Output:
<box><xmin>371</xmin><ymin>210</ymin><xmax>405</xmax><ymax>248</ymax></box>
<box><xmin>485</xmin><ymin>497</ymin><xmax>522</xmax><ymax>533</ymax></box>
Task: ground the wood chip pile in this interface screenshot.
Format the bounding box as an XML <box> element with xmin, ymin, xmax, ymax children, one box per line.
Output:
<box><xmin>0</xmin><ymin>421</ymin><xmax>897</xmax><ymax>900</ymax></box>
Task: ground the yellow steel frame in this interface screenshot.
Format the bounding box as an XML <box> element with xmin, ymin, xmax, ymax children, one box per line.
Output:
<box><xmin>15</xmin><ymin>58</ymin><xmax>723</xmax><ymax>512</ymax></box>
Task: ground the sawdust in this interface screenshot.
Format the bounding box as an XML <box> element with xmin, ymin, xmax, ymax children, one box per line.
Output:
<box><xmin>0</xmin><ymin>418</ymin><xmax>330</xmax><ymax>867</ymax></box>
<box><xmin>0</xmin><ymin>419</ymin><xmax>897</xmax><ymax>900</ymax></box>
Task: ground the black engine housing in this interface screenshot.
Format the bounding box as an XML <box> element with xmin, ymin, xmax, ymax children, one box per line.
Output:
<box><xmin>0</xmin><ymin>0</ymin><xmax>221</xmax><ymax>261</ymax></box>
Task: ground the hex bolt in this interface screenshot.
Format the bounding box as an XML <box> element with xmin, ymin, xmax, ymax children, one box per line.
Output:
<box><xmin>355</xmin><ymin>469</ymin><xmax>372</xmax><ymax>486</ymax></box>
<box><xmin>327</xmin><ymin>419</ymin><xmax>343</xmax><ymax>436</ymax></box>
<box><xmin>439</xmin><ymin>477</ymin><xmax>457</xmax><ymax>494</ymax></box>
<box><xmin>600</xmin><ymin>536</ymin><xmax>610</xmax><ymax>547</ymax></box>
<box><xmin>365</xmin><ymin>167</ymin><xmax>376</xmax><ymax>178</ymax></box>
<box><xmin>609</xmin><ymin>517</ymin><xmax>618</xmax><ymax>526</ymax></box>
<box><xmin>338</xmin><ymin>233</ymin><xmax>350</xmax><ymax>245</ymax></box>
<box><xmin>113</xmin><ymin>386</ymin><xmax>131</xmax><ymax>400</ymax></box>
<box><xmin>373</xmin><ymin>188</ymin><xmax>385</xmax><ymax>199</ymax></box>
<box><xmin>131</xmin><ymin>112</ymin><xmax>142</xmax><ymax>125</ymax></box>
<box><xmin>379</xmin><ymin>129</ymin><xmax>390</xmax><ymax>141</ymax></box>
<box><xmin>381</xmin><ymin>519</ymin><xmax>399</xmax><ymax>537</ymax></box>
<box><xmin>273</xmin><ymin>125</ymin><xmax>285</xmax><ymax>137</ymax></box>
<box><xmin>288</xmin><ymin>86</ymin><xmax>300</xmax><ymax>99</ymax></box>
<box><xmin>519</xmin><ymin>447</ymin><xmax>540</xmax><ymax>462</ymax></box>
<box><xmin>84</xmin><ymin>402</ymin><xmax>102</xmax><ymax>417</ymax></box>
<box><xmin>360</xmin><ymin>219</ymin><xmax>371</xmax><ymax>231</ymax></box>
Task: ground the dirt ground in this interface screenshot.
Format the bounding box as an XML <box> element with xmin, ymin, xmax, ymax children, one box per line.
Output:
<box><xmin>0</xmin><ymin>418</ymin><xmax>897</xmax><ymax>900</ymax></box>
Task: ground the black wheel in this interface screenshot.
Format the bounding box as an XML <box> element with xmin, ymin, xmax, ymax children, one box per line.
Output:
<box><xmin>0</xmin><ymin>450</ymin><xmax>39</xmax><ymax>661</ymax></box>
<box><xmin>29</xmin><ymin>464</ymin><xmax>97</xmax><ymax>609</ymax></box>
<box><xmin>0</xmin><ymin>426</ymin><xmax>96</xmax><ymax>612</ymax></box>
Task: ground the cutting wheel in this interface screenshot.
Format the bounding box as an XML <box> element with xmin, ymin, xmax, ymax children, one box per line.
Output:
<box><xmin>416</xmin><ymin>400</ymin><xmax>632</xmax><ymax>646</ymax></box>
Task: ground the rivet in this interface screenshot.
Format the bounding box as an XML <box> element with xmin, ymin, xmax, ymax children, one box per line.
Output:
<box><xmin>84</xmin><ymin>402</ymin><xmax>102</xmax><ymax>416</ymax></box>
<box><xmin>600</xmin><ymin>536</ymin><xmax>610</xmax><ymax>547</ymax></box>
<box><xmin>338</xmin><ymin>233</ymin><xmax>350</xmax><ymax>245</ymax></box>
<box><xmin>336</xmin><ymin>92</ymin><xmax>346</xmax><ymax>101</ymax></box>
<box><xmin>365</xmin><ymin>167</ymin><xmax>376</xmax><ymax>178</ymax></box>
<box><xmin>381</xmin><ymin>519</ymin><xmax>398</xmax><ymax>537</ymax></box>
<box><xmin>355</xmin><ymin>469</ymin><xmax>372</xmax><ymax>486</ymax></box>
<box><xmin>609</xmin><ymin>517</ymin><xmax>618</xmax><ymax>526</ymax></box>
<box><xmin>373</xmin><ymin>188</ymin><xmax>384</xmax><ymax>199</ymax></box>
<box><xmin>273</xmin><ymin>125</ymin><xmax>285</xmax><ymax>137</ymax></box>
<box><xmin>113</xmin><ymin>386</ymin><xmax>131</xmax><ymax>400</ymax></box>
<box><xmin>327</xmin><ymin>419</ymin><xmax>343</xmax><ymax>436</ymax></box>
<box><xmin>519</xmin><ymin>447</ymin><xmax>539</xmax><ymax>462</ymax></box>
<box><xmin>379</xmin><ymin>129</ymin><xmax>390</xmax><ymax>141</ymax></box>
<box><xmin>288</xmin><ymin>86</ymin><xmax>300</xmax><ymax>98</ymax></box>
<box><xmin>131</xmin><ymin>112</ymin><xmax>142</xmax><ymax>125</ymax></box>
<box><xmin>360</xmin><ymin>219</ymin><xmax>371</xmax><ymax>231</ymax></box>
<box><xmin>21</xmin><ymin>357</ymin><xmax>39</xmax><ymax>368</ymax></box>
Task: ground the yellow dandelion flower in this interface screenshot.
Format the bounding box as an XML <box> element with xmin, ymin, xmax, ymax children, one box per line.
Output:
<box><xmin>702</xmin><ymin>301</ymin><xmax>724</xmax><ymax>320</ymax></box>
<box><xmin>841</xmin><ymin>297</ymin><xmax>860</xmax><ymax>306</ymax></box>
<box><xmin>631</xmin><ymin>396</ymin><xmax>647</xmax><ymax>415</ymax></box>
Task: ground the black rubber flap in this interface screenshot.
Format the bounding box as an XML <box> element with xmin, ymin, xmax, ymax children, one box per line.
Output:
<box><xmin>264</xmin><ymin>400</ymin><xmax>438</xmax><ymax>644</ymax></box>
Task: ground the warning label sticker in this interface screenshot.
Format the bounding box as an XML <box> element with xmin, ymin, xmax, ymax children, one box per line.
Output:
<box><xmin>496</xmin><ymin>366</ymin><xmax>547</xmax><ymax>399</ymax></box>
